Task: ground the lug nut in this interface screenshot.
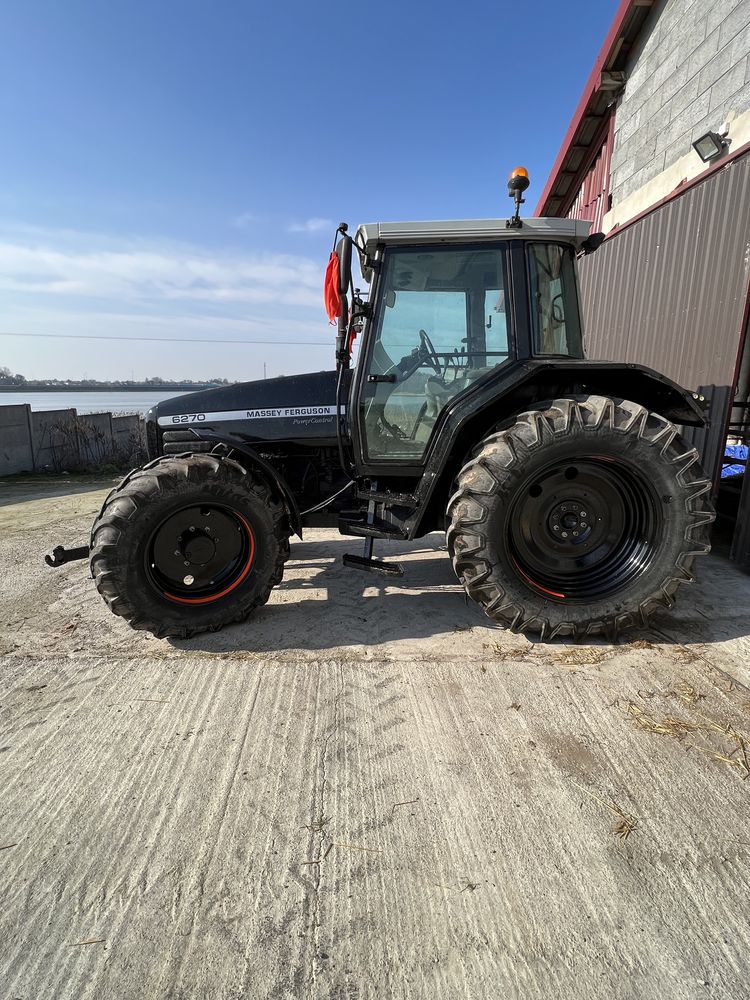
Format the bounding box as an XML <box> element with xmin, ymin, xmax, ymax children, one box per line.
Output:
<box><xmin>581</xmin><ymin>511</ymin><xmax>587</xmax><ymax>517</ymax></box>
<box><xmin>553</xmin><ymin>525</ymin><xmax>560</xmax><ymax>531</ymax></box>
<box><xmin>562</xmin><ymin>531</ymin><xmax>568</xmax><ymax>538</ymax></box>
<box><xmin>174</xmin><ymin>549</ymin><xmax>180</xmax><ymax>556</ymax></box>
<box><xmin>189</xmin><ymin>526</ymin><xmax>196</xmax><ymax>532</ymax></box>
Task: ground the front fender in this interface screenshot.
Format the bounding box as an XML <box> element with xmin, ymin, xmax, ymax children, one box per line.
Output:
<box><xmin>183</xmin><ymin>428</ymin><xmax>302</xmax><ymax>538</ymax></box>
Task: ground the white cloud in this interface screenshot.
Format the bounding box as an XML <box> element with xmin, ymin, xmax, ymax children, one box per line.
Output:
<box><xmin>0</xmin><ymin>228</ymin><xmax>324</xmax><ymax>310</ymax></box>
<box><xmin>0</xmin><ymin>301</ymin><xmax>336</xmax><ymax>382</ymax></box>
<box><xmin>3</xmin><ymin>303</ymin><xmax>328</xmax><ymax>337</ymax></box>
<box><xmin>0</xmin><ymin>224</ymin><xmax>345</xmax><ymax>380</ymax></box>
<box><xmin>232</xmin><ymin>211</ymin><xmax>256</xmax><ymax>229</ymax></box>
<box><xmin>287</xmin><ymin>217</ymin><xmax>333</xmax><ymax>234</ymax></box>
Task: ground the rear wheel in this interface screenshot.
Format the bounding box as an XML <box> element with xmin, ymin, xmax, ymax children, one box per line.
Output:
<box><xmin>446</xmin><ymin>396</ymin><xmax>715</xmax><ymax>640</ymax></box>
<box><xmin>90</xmin><ymin>453</ymin><xmax>290</xmax><ymax>638</ymax></box>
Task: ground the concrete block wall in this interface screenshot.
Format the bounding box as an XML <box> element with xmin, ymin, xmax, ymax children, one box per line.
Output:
<box><xmin>610</xmin><ymin>0</ymin><xmax>750</xmax><ymax>205</ymax></box>
<box><xmin>77</xmin><ymin>412</ymin><xmax>114</xmax><ymax>468</ymax></box>
<box><xmin>0</xmin><ymin>405</ymin><xmax>146</xmax><ymax>476</ymax></box>
<box><xmin>112</xmin><ymin>414</ymin><xmax>146</xmax><ymax>466</ymax></box>
<box><xmin>0</xmin><ymin>404</ymin><xmax>34</xmax><ymax>475</ymax></box>
<box><xmin>31</xmin><ymin>408</ymin><xmax>81</xmax><ymax>472</ymax></box>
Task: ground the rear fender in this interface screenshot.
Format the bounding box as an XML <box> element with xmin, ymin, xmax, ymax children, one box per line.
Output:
<box><xmin>408</xmin><ymin>361</ymin><xmax>708</xmax><ymax>538</ymax></box>
<box><xmin>485</xmin><ymin>362</ymin><xmax>709</xmax><ymax>427</ymax></box>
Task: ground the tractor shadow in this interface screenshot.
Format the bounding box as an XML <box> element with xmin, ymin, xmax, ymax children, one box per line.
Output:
<box><xmin>171</xmin><ymin>532</ymin><xmax>750</xmax><ymax>655</ymax></box>
<box><xmin>174</xmin><ymin>534</ymin><xmax>489</xmax><ymax>654</ymax></box>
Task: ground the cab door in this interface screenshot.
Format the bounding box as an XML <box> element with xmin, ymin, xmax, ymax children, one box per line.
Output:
<box><xmin>357</xmin><ymin>243</ymin><xmax>512</xmax><ymax>465</ymax></box>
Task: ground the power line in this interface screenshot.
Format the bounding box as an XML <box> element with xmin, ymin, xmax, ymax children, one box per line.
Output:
<box><xmin>0</xmin><ymin>331</ymin><xmax>331</xmax><ymax>346</ymax></box>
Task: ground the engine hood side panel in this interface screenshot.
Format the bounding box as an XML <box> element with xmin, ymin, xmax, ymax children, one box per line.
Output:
<box><xmin>149</xmin><ymin>370</ymin><xmax>348</xmax><ymax>446</ymax></box>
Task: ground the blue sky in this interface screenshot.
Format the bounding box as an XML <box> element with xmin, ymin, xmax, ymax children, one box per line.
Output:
<box><xmin>0</xmin><ymin>0</ymin><xmax>619</xmax><ymax>382</ymax></box>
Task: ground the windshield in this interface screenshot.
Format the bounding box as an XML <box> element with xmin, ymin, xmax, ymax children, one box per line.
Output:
<box><xmin>363</xmin><ymin>244</ymin><xmax>511</xmax><ymax>461</ymax></box>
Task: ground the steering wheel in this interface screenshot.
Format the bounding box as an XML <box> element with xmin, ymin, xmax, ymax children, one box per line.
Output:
<box><xmin>419</xmin><ymin>329</ymin><xmax>442</xmax><ymax>376</ymax></box>
<box><xmin>551</xmin><ymin>293</ymin><xmax>565</xmax><ymax>326</ymax></box>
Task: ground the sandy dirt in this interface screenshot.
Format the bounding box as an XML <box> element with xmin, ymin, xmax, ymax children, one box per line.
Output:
<box><xmin>1</xmin><ymin>477</ymin><xmax>750</xmax><ymax>999</ymax></box>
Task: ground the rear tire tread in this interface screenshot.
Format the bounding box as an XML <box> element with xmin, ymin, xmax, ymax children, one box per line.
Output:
<box><xmin>446</xmin><ymin>395</ymin><xmax>715</xmax><ymax>641</ymax></box>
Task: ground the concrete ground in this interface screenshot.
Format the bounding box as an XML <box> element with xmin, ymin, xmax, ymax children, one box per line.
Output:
<box><xmin>1</xmin><ymin>476</ymin><xmax>750</xmax><ymax>1000</ymax></box>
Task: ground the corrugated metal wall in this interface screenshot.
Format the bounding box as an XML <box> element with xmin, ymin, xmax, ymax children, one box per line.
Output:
<box><xmin>578</xmin><ymin>150</ymin><xmax>750</xmax><ymax>390</ymax></box>
<box><xmin>681</xmin><ymin>384</ymin><xmax>734</xmax><ymax>486</ymax></box>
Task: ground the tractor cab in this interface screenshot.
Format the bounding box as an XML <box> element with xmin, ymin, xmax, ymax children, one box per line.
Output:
<box><xmin>347</xmin><ymin>217</ymin><xmax>590</xmax><ymax>466</ymax></box>
<box><xmin>324</xmin><ymin>170</ymin><xmax>600</xmax><ymax>483</ymax></box>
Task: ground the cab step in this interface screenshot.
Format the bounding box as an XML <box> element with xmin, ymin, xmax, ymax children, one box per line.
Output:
<box><xmin>338</xmin><ymin>514</ymin><xmax>408</xmax><ymax>540</ymax></box>
<box><xmin>342</xmin><ymin>553</ymin><xmax>404</xmax><ymax>576</ymax></box>
<box><xmin>342</xmin><ymin>480</ymin><xmax>407</xmax><ymax>575</ymax></box>
<box><xmin>354</xmin><ymin>488</ymin><xmax>419</xmax><ymax>506</ymax></box>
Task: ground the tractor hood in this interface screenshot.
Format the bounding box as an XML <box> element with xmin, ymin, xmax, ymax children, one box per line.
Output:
<box><xmin>148</xmin><ymin>369</ymin><xmax>349</xmax><ymax>446</ymax></box>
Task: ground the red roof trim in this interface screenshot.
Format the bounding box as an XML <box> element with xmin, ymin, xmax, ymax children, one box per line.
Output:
<box><xmin>535</xmin><ymin>0</ymin><xmax>644</xmax><ymax>215</ymax></box>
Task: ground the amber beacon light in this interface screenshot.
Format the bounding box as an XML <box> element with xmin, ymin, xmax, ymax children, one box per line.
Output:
<box><xmin>507</xmin><ymin>166</ymin><xmax>530</xmax><ymax>228</ymax></box>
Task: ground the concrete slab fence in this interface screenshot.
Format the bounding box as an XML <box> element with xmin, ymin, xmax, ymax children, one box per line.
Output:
<box><xmin>0</xmin><ymin>404</ymin><xmax>146</xmax><ymax>476</ymax></box>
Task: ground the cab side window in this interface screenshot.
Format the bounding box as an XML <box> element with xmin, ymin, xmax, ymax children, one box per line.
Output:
<box><xmin>528</xmin><ymin>244</ymin><xmax>583</xmax><ymax>357</ymax></box>
<box><xmin>484</xmin><ymin>288</ymin><xmax>508</xmax><ymax>359</ymax></box>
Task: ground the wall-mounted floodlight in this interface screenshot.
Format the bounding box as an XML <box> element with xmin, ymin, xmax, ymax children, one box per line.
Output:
<box><xmin>692</xmin><ymin>130</ymin><xmax>728</xmax><ymax>163</ymax></box>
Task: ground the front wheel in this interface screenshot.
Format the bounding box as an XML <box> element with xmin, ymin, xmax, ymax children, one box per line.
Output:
<box><xmin>446</xmin><ymin>396</ymin><xmax>715</xmax><ymax>641</ymax></box>
<box><xmin>90</xmin><ymin>453</ymin><xmax>291</xmax><ymax>638</ymax></box>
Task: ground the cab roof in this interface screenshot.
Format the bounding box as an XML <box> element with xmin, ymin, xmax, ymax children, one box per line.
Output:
<box><xmin>356</xmin><ymin>216</ymin><xmax>592</xmax><ymax>261</ymax></box>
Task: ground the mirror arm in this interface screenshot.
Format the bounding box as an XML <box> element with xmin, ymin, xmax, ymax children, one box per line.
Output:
<box><xmin>335</xmin><ymin>232</ymin><xmax>353</xmax><ymax>369</ymax></box>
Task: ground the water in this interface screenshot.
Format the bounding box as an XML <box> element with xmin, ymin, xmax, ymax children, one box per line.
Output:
<box><xmin>0</xmin><ymin>390</ymin><xmax>193</xmax><ymax>415</ymax></box>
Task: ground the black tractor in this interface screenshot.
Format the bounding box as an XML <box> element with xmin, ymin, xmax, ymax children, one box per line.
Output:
<box><xmin>64</xmin><ymin>171</ymin><xmax>716</xmax><ymax>640</ymax></box>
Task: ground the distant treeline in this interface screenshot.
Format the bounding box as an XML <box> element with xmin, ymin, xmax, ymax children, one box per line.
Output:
<box><xmin>0</xmin><ymin>370</ymin><xmax>233</xmax><ymax>392</ymax></box>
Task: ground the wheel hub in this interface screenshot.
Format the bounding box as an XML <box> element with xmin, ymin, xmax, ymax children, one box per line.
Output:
<box><xmin>548</xmin><ymin>499</ymin><xmax>594</xmax><ymax>542</ymax></box>
<box><xmin>507</xmin><ymin>458</ymin><xmax>662</xmax><ymax>602</ymax></box>
<box><xmin>181</xmin><ymin>532</ymin><xmax>217</xmax><ymax>566</ymax></box>
<box><xmin>147</xmin><ymin>504</ymin><xmax>255</xmax><ymax>602</ymax></box>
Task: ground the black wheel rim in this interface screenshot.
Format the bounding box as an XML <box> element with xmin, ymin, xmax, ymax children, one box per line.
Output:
<box><xmin>506</xmin><ymin>457</ymin><xmax>663</xmax><ymax>603</ymax></box>
<box><xmin>146</xmin><ymin>504</ymin><xmax>255</xmax><ymax>605</ymax></box>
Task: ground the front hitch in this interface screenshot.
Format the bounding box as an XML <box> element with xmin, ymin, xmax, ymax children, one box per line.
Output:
<box><xmin>44</xmin><ymin>544</ymin><xmax>90</xmax><ymax>568</ymax></box>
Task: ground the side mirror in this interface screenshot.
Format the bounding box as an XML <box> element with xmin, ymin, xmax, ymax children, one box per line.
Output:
<box><xmin>385</xmin><ymin>290</ymin><xmax>396</xmax><ymax>309</ymax></box>
<box><xmin>580</xmin><ymin>232</ymin><xmax>605</xmax><ymax>255</ymax></box>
